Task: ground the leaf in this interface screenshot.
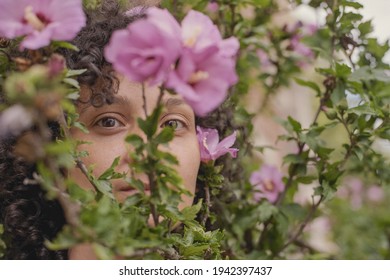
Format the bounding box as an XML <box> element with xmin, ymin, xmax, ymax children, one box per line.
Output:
<box><xmin>331</xmin><ymin>82</ymin><xmax>346</xmax><ymax>105</ymax></box>
<box><xmin>125</xmin><ymin>134</ymin><xmax>144</xmax><ymax>149</ymax></box>
<box><xmin>181</xmin><ymin>200</ymin><xmax>202</xmax><ymax>221</ymax></box>
<box><xmin>294</xmin><ymin>78</ymin><xmax>321</xmax><ymax>95</ymax></box>
<box><xmin>335</xmin><ymin>63</ymin><xmax>352</xmax><ymax>79</ymax></box>
<box><xmin>284</xmin><ymin>153</ymin><xmax>305</xmax><ymax>164</ymax></box>
<box><xmin>63</xmin><ymin>78</ymin><xmax>80</xmax><ymax>89</ymax></box>
<box><xmin>287</xmin><ymin>116</ymin><xmax>302</xmax><ymax>133</ymax></box>
<box><xmin>155</xmin><ymin>127</ymin><xmax>174</xmax><ymax>144</ymax></box>
<box><xmin>256</xmin><ymin>202</ymin><xmax>278</xmax><ymax>222</ymax></box>
<box><xmin>98</xmin><ymin>157</ymin><xmax>121</xmax><ymax>180</ymax></box>
<box><xmin>343</xmin><ymin>1</ymin><xmax>363</xmax><ymax>9</ymax></box>
<box><xmin>51</xmin><ymin>41</ymin><xmax>80</xmax><ymax>51</ymax></box>
<box><xmin>296</xmin><ymin>175</ymin><xmax>317</xmax><ymax>184</ymax></box>
<box><xmin>93</xmin><ymin>243</ymin><xmax>114</xmax><ymax>260</ymax></box>
<box><xmin>66</xmin><ymin>69</ymin><xmax>87</xmax><ymax>78</ymax></box>
<box><xmin>137</xmin><ymin>105</ymin><xmax>162</xmax><ymax>138</ymax></box>
<box><xmin>92</xmin><ymin>179</ymin><xmax>115</xmax><ymax>199</ymax></box>
<box><xmin>348</xmin><ymin>104</ymin><xmax>377</xmax><ymax>116</ymax></box>
<box><xmin>73</xmin><ymin>121</ymin><xmax>89</xmax><ymax>133</ymax></box>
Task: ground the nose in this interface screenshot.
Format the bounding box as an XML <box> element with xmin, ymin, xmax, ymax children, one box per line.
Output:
<box><xmin>121</xmin><ymin>125</ymin><xmax>148</xmax><ymax>166</ymax></box>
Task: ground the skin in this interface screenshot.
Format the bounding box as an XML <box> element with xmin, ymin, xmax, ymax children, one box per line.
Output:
<box><xmin>68</xmin><ymin>74</ymin><xmax>200</xmax><ymax>259</ymax></box>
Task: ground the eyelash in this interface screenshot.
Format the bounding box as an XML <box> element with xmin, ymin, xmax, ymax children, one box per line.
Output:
<box><xmin>94</xmin><ymin>115</ymin><xmax>187</xmax><ymax>131</ymax></box>
<box><xmin>161</xmin><ymin>119</ymin><xmax>186</xmax><ymax>131</ymax></box>
<box><xmin>94</xmin><ymin>116</ymin><xmax>125</xmax><ymax>128</ymax></box>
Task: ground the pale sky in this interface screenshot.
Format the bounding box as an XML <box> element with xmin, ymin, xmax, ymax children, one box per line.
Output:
<box><xmin>359</xmin><ymin>0</ymin><xmax>389</xmax><ymax>43</ymax></box>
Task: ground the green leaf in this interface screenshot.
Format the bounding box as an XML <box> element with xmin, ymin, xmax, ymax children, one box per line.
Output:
<box><xmin>287</xmin><ymin>116</ymin><xmax>302</xmax><ymax>133</ymax></box>
<box><xmin>66</xmin><ymin>69</ymin><xmax>87</xmax><ymax>78</ymax></box>
<box><xmin>343</xmin><ymin>1</ymin><xmax>363</xmax><ymax>9</ymax></box>
<box><xmin>93</xmin><ymin>243</ymin><xmax>114</xmax><ymax>260</ymax></box>
<box><xmin>92</xmin><ymin>179</ymin><xmax>115</xmax><ymax>199</ymax></box>
<box><xmin>73</xmin><ymin>121</ymin><xmax>89</xmax><ymax>133</ymax></box>
<box><xmin>98</xmin><ymin>157</ymin><xmax>121</xmax><ymax>180</ymax></box>
<box><xmin>284</xmin><ymin>153</ymin><xmax>306</xmax><ymax>164</ymax></box>
<box><xmin>125</xmin><ymin>134</ymin><xmax>144</xmax><ymax>148</ymax></box>
<box><xmin>294</xmin><ymin>78</ymin><xmax>321</xmax><ymax>95</ymax></box>
<box><xmin>256</xmin><ymin>202</ymin><xmax>278</xmax><ymax>222</ymax></box>
<box><xmin>349</xmin><ymin>104</ymin><xmax>377</xmax><ymax>116</ymax></box>
<box><xmin>155</xmin><ymin>127</ymin><xmax>174</xmax><ymax>144</ymax></box>
<box><xmin>51</xmin><ymin>41</ymin><xmax>80</xmax><ymax>51</ymax></box>
<box><xmin>137</xmin><ymin>105</ymin><xmax>162</xmax><ymax>138</ymax></box>
<box><xmin>181</xmin><ymin>200</ymin><xmax>202</xmax><ymax>221</ymax></box>
<box><xmin>63</xmin><ymin>78</ymin><xmax>80</xmax><ymax>89</ymax></box>
<box><xmin>335</xmin><ymin>63</ymin><xmax>351</xmax><ymax>79</ymax></box>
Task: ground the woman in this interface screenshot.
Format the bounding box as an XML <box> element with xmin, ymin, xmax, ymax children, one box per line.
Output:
<box><xmin>0</xmin><ymin>0</ymin><xmax>239</xmax><ymax>259</ymax></box>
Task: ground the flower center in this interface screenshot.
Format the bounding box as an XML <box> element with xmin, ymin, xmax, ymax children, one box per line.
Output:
<box><xmin>202</xmin><ymin>138</ymin><xmax>209</xmax><ymax>150</ymax></box>
<box><xmin>24</xmin><ymin>6</ymin><xmax>50</xmax><ymax>31</ymax></box>
<box><xmin>188</xmin><ymin>71</ymin><xmax>209</xmax><ymax>84</ymax></box>
<box><xmin>263</xmin><ymin>180</ymin><xmax>275</xmax><ymax>191</ymax></box>
<box><xmin>184</xmin><ymin>26</ymin><xmax>202</xmax><ymax>48</ymax></box>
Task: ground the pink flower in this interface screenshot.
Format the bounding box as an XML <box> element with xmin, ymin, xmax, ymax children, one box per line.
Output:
<box><xmin>250</xmin><ymin>165</ymin><xmax>285</xmax><ymax>204</ymax></box>
<box><xmin>166</xmin><ymin>48</ymin><xmax>237</xmax><ymax>116</ymax></box>
<box><xmin>256</xmin><ymin>49</ymin><xmax>272</xmax><ymax>67</ymax></box>
<box><xmin>47</xmin><ymin>54</ymin><xmax>65</xmax><ymax>77</ymax></box>
<box><xmin>207</xmin><ymin>2</ymin><xmax>219</xmax><ymax>13</ymax></box>
<box><xmin>0</xmin><ymin>0</ymin><xmax>86</xmax><ymax>50</ymax></box>
<box><xmin>166</xmin><ymin>10</ymin><xmax>239</xmax><ymax>116</ymax></box>
<box><xmin>366</xmin><ymin>185</ymin><xmax>384</xmax><ymax>203</ymax></box>
<box><xmin>197</xmin><ymin>126</ymin><xmax>238</xmax><ymax>162</ymax></box>
<box><xmin>181</xmin><ymin>10</ymin><xmax>238</xmax><ymax>60</ymax></box>
<box><xmin>289</xmin><ymin>35</ymin><xmax>314</xmax><ymax>58</ymax></box>
<box><xmin>105</xmin><ymin>7</ymin><xmax>182</xmax><ymax>86</ymax></box>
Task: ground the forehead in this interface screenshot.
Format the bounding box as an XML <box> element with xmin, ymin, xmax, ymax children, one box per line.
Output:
<box><xmin>77</xmin><ymin>76</ymin><xmax>192</xmax><ymax>114</ymax></box>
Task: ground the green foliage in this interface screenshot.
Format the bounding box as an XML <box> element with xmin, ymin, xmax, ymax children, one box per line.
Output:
<box><xmin>1</xmin><ymin>0</ymin><xmax>389</xmax><ymax>260</ymax></box>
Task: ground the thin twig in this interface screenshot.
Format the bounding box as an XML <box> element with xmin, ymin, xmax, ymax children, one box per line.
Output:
<box><xmin>275</xmin><ymin>195</ymin><xmax>324</xmax><ymax>255</ymax></box>
<box><xmin>201</xmin><ymin>183</ymin><xmax>211</xmax><ymax>226</ymax></box>
<box><xmin>142</xmin><ymin>82</ymin><xmax>148</xmax><ymax>118</ymax></box>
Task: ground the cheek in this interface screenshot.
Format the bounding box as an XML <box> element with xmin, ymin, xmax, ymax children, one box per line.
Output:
<box><xmin>170</xmin><ymin>136</ymin><xmax>200</xmax><ymax>195</ymax></box>
<box><xmin>69</xmin><ymin>134</ymin><xmax>128</xmax><ymax>189</ymax></box>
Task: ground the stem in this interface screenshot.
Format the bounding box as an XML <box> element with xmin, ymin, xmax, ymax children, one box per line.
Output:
<box><xmin>148</xmin><ymin>172</ymin><xmax>159</xmax><ymax>227</ymax></box>
<box><xmin>275</xmin><ymin>195</ymin><xmax>324</xmax><ymax>256</ymax></box>
<box><xmin>156</xmin><ymin>86</ymin><xmax>165</xmax><ymax>107</ymax></box>
<box><xmin>258</xmin><ymin>92</ymin><xmax>325</xmax><ymax>249</ymax></box>
<box><xmin>36</xmin><ymin>117</ymin><xmax>80</xmax><ymax>228</ymax></box>
<box><xmin>58</xmin><ymin>111</ymin><xmax>101</xmax><ymax>192</ymax></box>
<box><xmin>201</xmin><ymin>183</ymin><xmax>211</xmax><ymax>227</ymax></box>
<box><xmin>142</xmin><ymin>82</ymin><xmax>148</xmax><ymax>118</ymax></box>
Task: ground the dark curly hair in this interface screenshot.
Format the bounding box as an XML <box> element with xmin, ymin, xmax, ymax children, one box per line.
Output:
<box><xmin>0</xmin><ymin>0</ymin><xmax>144</xmax><ymax>259</ymax></box>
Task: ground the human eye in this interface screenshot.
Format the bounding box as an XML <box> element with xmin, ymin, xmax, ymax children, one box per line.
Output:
<box><xmin>94</xmin><ymin>116</ymin><xmax>125</xmax><ymax>128</ymax></box>
<box><xmin>161</xmin><ymin>118</ymin><xmax>186</xmax><ymax>131</ymax></box>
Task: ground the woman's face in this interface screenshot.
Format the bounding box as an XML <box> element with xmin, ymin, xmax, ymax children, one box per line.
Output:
<box><xmin>69</xmin><ymin>75</ymin><xmax>200</xmax><ymax>208</ymax></box>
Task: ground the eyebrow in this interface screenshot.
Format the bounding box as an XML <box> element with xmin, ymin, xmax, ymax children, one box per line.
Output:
<box><xmin>79</xmin><ymin>95</ymin><xmax>188</xmax><ymax>113</ymax></box>
<box><xmin>164</xmin><ymin>97</ymin><xmax>186</xmax><ymax>109</ymax></box>
<box><xmin>79</xmin><ymin>95</ymin><xmax>132</xmax><ymax>113</ymax></box>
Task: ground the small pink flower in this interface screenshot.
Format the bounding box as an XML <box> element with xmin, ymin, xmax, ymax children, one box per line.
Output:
<box><xmin>256</xmin><ymin>49</ymin><xmax>272</xmax><ymax>67</ymax></box>
<box><xmin>366</xmin><ymin>185</ymin><xmax>384</xmax><ymax>203</ymax></box>
<box><xmin>197</xmin><ymin>126</ymin><xmax>238</xmax><ymax>162</ymax></box>
<box><xmin>250</xmin><ymin>165</ymin><xmax>285</xmax><ymax>204</ymax></box>
<box><xmin>47</xmin><ymin>54</ymin><xmax>65</xmax><ymax>77</ymax></box>
<box><xmin>0</xmin><ymin>0</ymin><xmax>86</xmax><ymax>50</ymax></box>
<box><xmin>105</xmin><ymin>7</ymin><xmax>182</xmax><ymax>86</ymax></box>
<box><xmin>207</xmin><ymin>2</ymin><xmax>219</xmax><ymax>13</ymax></box>
<box><xmin>289</xmin><ymin>35</ymin><xmax>314</xmax><ymax>58</ymax></box>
